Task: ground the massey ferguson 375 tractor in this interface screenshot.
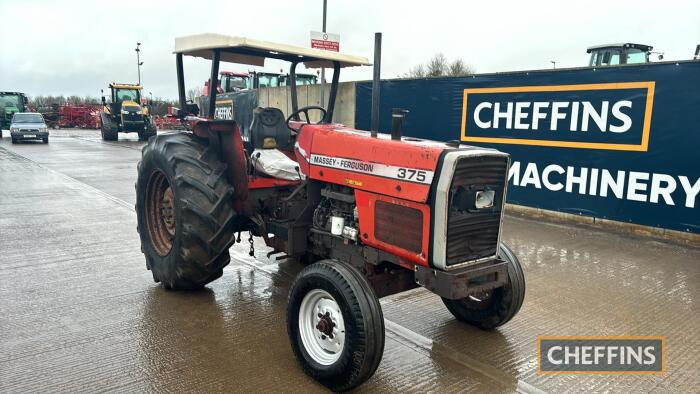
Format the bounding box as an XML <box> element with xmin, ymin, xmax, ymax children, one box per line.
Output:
<box><xmin>135</xmin><ymin>34</ymin><xmax>525</xmax><ymax>391</ymax></box>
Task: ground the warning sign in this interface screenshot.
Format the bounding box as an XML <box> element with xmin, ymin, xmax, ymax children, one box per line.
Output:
<box><xmin>310</xmin><ymin>31</ymin><xmax>340</xmax><ymax>52</ymax></box>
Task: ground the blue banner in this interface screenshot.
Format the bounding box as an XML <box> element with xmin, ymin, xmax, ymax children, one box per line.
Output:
<box><xmin>355</xmin><ymin>62</ymin><xmax>700</xmax><ymax>233</ymax></box>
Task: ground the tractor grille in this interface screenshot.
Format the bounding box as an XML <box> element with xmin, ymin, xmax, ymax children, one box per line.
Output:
<box><xmin>123</xmin><ymin>113</ymin><xmax>142</xmax><ymax>122</ymax></box>
<box><xmin>445</xmin><ymin>155</ymin><xmax>508</xmax><ymax>266</ymax></box>
<box><xmin>375</xmin><ymin>201</ymin><xmax>423</xmax><ymax>253</ymax></box>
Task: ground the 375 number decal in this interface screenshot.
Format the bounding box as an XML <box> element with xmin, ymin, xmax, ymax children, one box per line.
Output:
<box><xmin>397</xmin><ymin>168</ymin><xmax>428</xmax><ymax>182</ymax></box>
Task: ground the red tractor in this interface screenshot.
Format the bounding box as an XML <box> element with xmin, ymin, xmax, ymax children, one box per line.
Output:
<box><xmin>135</xmin><ymin>34</ymin><xmax>524</xmax><ymax>391</ymax></box>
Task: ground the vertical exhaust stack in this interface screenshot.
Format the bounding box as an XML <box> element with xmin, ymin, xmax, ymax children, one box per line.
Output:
<box><xmin>391</xmin><ymin>108</ymin><xmax>408</xmax><ymax>141</ymax></box>
<box><xmin>370</xmin><ymin>32</ymin><xmax>382</xmax><ymax>137</ymax></box>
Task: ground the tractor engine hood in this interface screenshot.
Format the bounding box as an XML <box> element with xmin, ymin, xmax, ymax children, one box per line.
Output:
<box><xmin>121</xmin><ymin>100</ymin><xmax>142</xmax><ymax>111</ymax></box>
<box><xmin>295</xmin><ymin>125</ymin><xmax>459</xmax><ymax>203</ymax></box>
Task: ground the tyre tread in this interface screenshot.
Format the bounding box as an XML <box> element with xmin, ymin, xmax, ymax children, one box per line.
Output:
<box><xmin>136</xmin><ymin>132</ymin><xmax>237</xmax><ymax>290</ymax></box>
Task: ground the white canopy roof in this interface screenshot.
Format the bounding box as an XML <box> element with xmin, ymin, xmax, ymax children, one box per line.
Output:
<box><xmin>174</xmin><ymin>34</ymin><xmax>370</xmax><ymax>68</ymax></box>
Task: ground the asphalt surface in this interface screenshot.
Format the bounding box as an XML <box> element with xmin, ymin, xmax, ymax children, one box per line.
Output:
<box><xmin>1</xmin><ymin>130</ymin><xmax>698</xmax><ymax>393</ymax></box>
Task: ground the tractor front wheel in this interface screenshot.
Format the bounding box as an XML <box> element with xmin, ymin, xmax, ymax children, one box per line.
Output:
<box><xmin>139</xmin><ymin>122</ymin><xmax>157</xmax><ymax>141</ymax></box>
<box><xmin>442</xmin><ymin>242</ymin><xmax>525</xmax><ymax>329</ymax></box>
<box><xmin>287</xmin><ymin>260</ymin><xmax>385</xmax><ymax>391</ymax></box>
<box><xmin>135</xmin><ymin>132</ymin><xmax>237</xmax><ymax>290</ymax></box>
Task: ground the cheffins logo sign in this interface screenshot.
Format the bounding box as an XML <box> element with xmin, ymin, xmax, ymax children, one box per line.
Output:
<box><xmin>215</xmin><ymin>99</ymin><xmax>234</xmax><ymax>120</ymax></box>
<box><xmin>461</xmin><ymin>82</ymin><xmax>655</xmax><ymax>151</ymax></box>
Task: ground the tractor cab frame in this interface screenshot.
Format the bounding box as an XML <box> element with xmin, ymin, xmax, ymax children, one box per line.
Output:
<box><xmin>174</xmin><ymin>34</ymin><xmax>367</xmax><ymax>123</ymax></box>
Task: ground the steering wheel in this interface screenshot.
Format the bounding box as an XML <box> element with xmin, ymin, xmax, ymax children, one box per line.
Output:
<box><xmin>286</xmin><ymin>106</ymin><xmax>327</xmax><ymax>131</ymax></box>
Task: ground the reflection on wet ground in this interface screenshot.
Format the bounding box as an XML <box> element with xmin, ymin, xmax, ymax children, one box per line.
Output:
<box><xmin>1</xmin><ymin>131</ymin><xmax>698</xmax><ymax>392</ymax></box>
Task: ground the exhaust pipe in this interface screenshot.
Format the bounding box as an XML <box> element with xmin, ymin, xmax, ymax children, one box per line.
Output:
<box><xmin>371</xmin><ymin>32</ymin><xmax>382</xmax><ymax>137</ymax></box>
<box><xmin>391</xmin><ymin>108</ymin><xmax>408</xmax><ymax>141</ymax></box>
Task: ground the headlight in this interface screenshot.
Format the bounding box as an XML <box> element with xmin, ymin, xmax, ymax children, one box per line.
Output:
<box><xmin>475</xmin><ymin>190</ymin><xmax>495</xmax><ymax>209</ymax></box>
<box><xmin>136</xmin><ymin>110</ymin><xmax>142</xmax><ymax>114</ymax></box>
<box><xmin>121</xmin><ymin>109</ymin><xmax>129</xmax><ymax>114</ymax></box>
<box><xmin>10</xmin><ymin>127</ymin><xmax>18</xmax><ymax>132</ymax></box>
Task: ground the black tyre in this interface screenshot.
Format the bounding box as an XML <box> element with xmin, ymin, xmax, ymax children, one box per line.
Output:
<box><xmin>100</xmin><ymin>113</ymin><xmax>118</xmax><ymax>141</ymax></box>
<box><xmin>43</xmin><ymin>137</ymin><xmax>49</xmax><ymax>144</ymax></box>
<box><xmin>11</xmin><ymin>138</ymin><xmax>16</xmax><ymax>144</ymax></box>
<box><xmin>442</xmin><ymin>242</ymin><xmax>525</xmax><ymax>329</ymax></box>
<box><xmin>287</xmin><ymin>260</ymin><xmax>384</xmax><ymax>392</ymax></box>
<box><xmin>139</xmin><ymin>122</ymin><xmax>157</xmax><ymax>141</ymax></box>
<box><xmin>135</xmin><ymin>132</ymin><xmax>237</xmax><ymax>290</ymax></box>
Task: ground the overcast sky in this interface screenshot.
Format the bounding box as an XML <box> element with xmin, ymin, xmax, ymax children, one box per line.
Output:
<box><xmin>1</xmin><ymin>0</ymin><xmax>698</xmax><ymax>99</ymax></box>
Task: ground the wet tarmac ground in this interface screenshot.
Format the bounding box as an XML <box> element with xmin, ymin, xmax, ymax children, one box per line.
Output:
<box><xmin>1</xmin><ymin>130</ymin><xmax>698</xmax><ymax>393</ymax></box>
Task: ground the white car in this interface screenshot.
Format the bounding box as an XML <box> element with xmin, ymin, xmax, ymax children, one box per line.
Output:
<box><xmin>10</xmin><ymin>112</ymin><xmax>49</xmax><ymax>144</ymax></box>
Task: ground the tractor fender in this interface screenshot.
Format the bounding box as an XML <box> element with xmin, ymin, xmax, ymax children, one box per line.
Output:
<box><xmin>192</xmin><ymin>120</ymin><xmax>251</xmax><ymax>216</ymax></box>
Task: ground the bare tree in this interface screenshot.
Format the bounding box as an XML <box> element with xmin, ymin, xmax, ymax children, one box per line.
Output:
<box><xmin>30</xmin><ymin>95</ymin><xmax>164</xmax><ymax>111</ymax></box>
<box><xmin>407</xmin><ymin>64</ymin><xmax>426</xmax><ymax>78</ymax></box>
<box><xmin>148</xmin><ymin>97</ymin><xmax>178</xmax><ymax>116</ymax></box>
<box><xmin>447</xmin><ymin>59</ymin><xmax>475</xmax><ymax>76</ymax></box>
<box><xmin>405</xmin><ymin>53</ymin><xmax>475</xmax><ymax>78</ymax></box>
<box><xmin>426</xmin><ymin>53</ymin><xmax>448</xmax><ymax>77</ymax></box>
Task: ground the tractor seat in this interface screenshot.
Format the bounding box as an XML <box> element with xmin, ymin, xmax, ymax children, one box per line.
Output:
<box><xmin>249</xmin><ymin>107</ymin><xmax>291</xmax><ymax>150</ymax></box>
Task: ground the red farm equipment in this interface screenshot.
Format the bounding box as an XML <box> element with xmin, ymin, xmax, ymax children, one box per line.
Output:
<box><xmin>134</xmin><ymin>34</ymin><xmax>525</xmax><ymax>391</ymax></box>
<box><xmin>57</xmin><ymin>104</ymin><xmax>101</xmax><ymax>128</ymax></box>
<box><xmin>153</xmin><ymin>106</ymin><xmax>188</xmax><ymax>130</ymax></box>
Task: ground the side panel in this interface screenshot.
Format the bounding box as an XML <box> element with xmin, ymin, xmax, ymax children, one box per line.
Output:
<box><xmin>301</xmin><ymin>125</ymin><xmax>444</xmax><ymax>203</ymax></box>
<box><xmin>355</xmin><ymin>189</ymin><xmax>430</xmax><ymax>266</ymax></box>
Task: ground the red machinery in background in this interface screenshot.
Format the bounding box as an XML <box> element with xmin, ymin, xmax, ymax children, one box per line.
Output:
<box><xmin>57</xmin><ymin>104</ymin><xmax>101</xmax><ymax>128</ymax></box>
<box><xmin>152</xmin><ymin>106</ymin><xmax>188</xmax><ymax>130</ymax></box>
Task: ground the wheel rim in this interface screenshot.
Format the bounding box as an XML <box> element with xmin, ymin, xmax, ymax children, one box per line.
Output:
<box><xmin>145</xmin><ymin>169</ymin><xmax>176</xmax><ymax>256</ymax></box>
<box><xmin>299</xmin><ymin>289</ymin><xmax>346</xmax><ymax>366</ymax></box>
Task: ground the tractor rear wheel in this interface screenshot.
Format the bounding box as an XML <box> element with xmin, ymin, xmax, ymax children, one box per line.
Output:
<box><xmin>135</xmin><ymin>132</ymin><xmax>237</xmax><ymax>290</ymax></box>
<box><xmin>100</xmin><ymin>114</ymin><xmax>118</xmax><ymax>141</ymax></box>
<box><xmin>287</xmin><ymin>260</ymin><xmax>385</xmax><ymax>391</ymax></box>
<box><xmin>442</xmin><ymin>242</ymin><xmax>525</xmax><ymax>329</ymax></box>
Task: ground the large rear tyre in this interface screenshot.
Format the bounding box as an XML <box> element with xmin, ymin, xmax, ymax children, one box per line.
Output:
<box><xmin>135</xmin><ymin>132</ymin><xmax>237</xmax><ymax>290</ymax></box>
<box><xmin>287</xmin><ymin>260</ymin><xmax>385</xmax><ymax>392</ymax></box>
<box><xmin>442</xmin><ymin>242</ymin><xmax>525</xmax><ymax>329</ymax></box>
<box><xmin>100</xmin><ymin>114</ymin><xmax>118</xmax><ymax>141</ymax></box>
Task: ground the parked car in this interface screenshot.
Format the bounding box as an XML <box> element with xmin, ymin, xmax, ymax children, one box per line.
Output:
<box><xmin>10</xmin><ymin>112</ymin><xmax>49</xmax><ymax>143</ymax></box>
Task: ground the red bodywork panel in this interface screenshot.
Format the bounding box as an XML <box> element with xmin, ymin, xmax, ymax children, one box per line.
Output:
<box><xmin>355</xmin><ymin>190</ymin><xmax>431</xmax><ymax>266</ymax></box>
<box><xmin>197</xmin><ymin>120</ymin><xmax>454</xmax><ymax>267</ymax></box>
<box><xmin>294</xmin><ymin>125</ymin><xmax>448</xmax><ymax>203</ymax></box>
<box><xmin>248</xmin><ymin>176</ymin><xmax>300</xmax><ymax>189</ymax></box>
<box><xmin>293</xmin><ymin>124</ymin><xmax>456</xmax><ymax>267</ymax></box>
